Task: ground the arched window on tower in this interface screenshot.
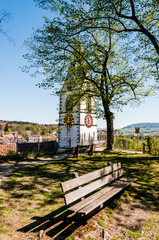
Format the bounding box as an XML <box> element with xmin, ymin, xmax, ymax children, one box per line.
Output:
<box><xmin>66</xmin><ymin>96</ymin><xmax>73</xmax><ymax>112</ymax></box>
<box><xmin>67</xmin><ymin>81</ymin><xmax>72</xmax><ymax>91</ymax></box>
<box><xmin>86</xmin><ymin>97</ymin><xmax>91</xmax><ymax>112</ymax></box>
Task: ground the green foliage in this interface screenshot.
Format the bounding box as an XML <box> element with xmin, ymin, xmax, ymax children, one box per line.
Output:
<box><xmin>98</xmin><ymin>219</ymin><xmax>107</xmax><ymax>229</ymax></box>
<box><xmin>114</xmin><ymin>136</ymin><xmax>140</xmax><ymax>151</ymax></box>
<box><xmin>146</xmin><ymin>136</ymin><xmax>159</xmax><ymax>155</ymax></box>
<box><xmin>147</xmin><ymin>136</ymin><xmax>154</xmax><ymax>154</ymax></box>
<box><xmin>4</xmin><ymin>122</ymin><xmax>9</xmax><ymax>132</ymax></box>
<box><xmin>0</xmin><ymin>120</ymin><xmax>58</xmax><ymax>137</ymax></box>
<box><xmin>33</xmin><ymin>0</ymin><xmax>158</xmax><ymax>78</ymax></box>
<box><xmin>114</xmin><ymin>135</ymin><xmax>159</xmax><ymax>155</ymax></box>
<box><xmin>123</xmin><ymin>122</ymin><xmax>159</xmax><ymax>130</ymax></box>
<box><xmin>4</xmin><ymin>122</ymin><xmax>12</xmax><ymax>134</ymax></box>
<box><xmin>101</xmin><ymin>214</ymin><xmax>105</xmax><ymax>221</ymax></box>
<box><xmin>41</xmin><ymin>130</ymin><xmax>46</xmax><ymax>135</ymax></box>
<box><xmin>0</xmin><ymin>228</ymin><xmax>7</xmax><ymax>233</ymax></box>
<box><xmin>105</xmin><ymin>207</ymin><xmax>114</xmax><ymax>214</ymax></box>
<box><xmin>121</xmin><ymin>122</ymin><xmax>159</xmax><ymax>134</ymax></box>
<box><xmin>122</xmin><ymin>229</ymin><xmax>141</xmax><ymax>239</ymax></box>
<box><xmin>24</xmin><ymin>0</ymin><xmax>158</xmax><ymax>151</ymax></box>
<box><xmin>25</xmin><ymin>124</ymin><xmax>32</xmax><ymax>130</ymax></box>
<box><xmin>7</xmin><ymin>151</ymin><xmax>17</xmax><ymax>156</ymax></box>
<box><xmin>66</xmin><ymin>236</ymin><xmax>75</xmax><ymax>240</ymax></box>
<box><xmin>0</xmin><ymin>153</ymin><xmax>21</xmax><ymax>160</ymax></box>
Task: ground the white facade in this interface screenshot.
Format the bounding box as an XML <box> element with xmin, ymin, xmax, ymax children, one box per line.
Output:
<box><xmin>58</xmin><ymin>79</ymin><xmax>97</xmax><ymax>149</ymax></box>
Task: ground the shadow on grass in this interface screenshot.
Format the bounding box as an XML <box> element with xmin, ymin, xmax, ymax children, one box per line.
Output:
<box><xmin>119</xmin><ymin>156</ymin><xmax>159</xmax><ymax>211</ymax></box>
<box><xmin>75</xmin><ymin>153</ymin><xmax>159</xmax><ymax>211</ymax></box>
<box><xmin>17</xmin><ymin>189</ymin><xmax>148</xmax><ymax>240</ymax></box>
<box><xmin>1</xmin><ymin>153</ymin><xmax>159</xmax><ymax>211</ymax></box>
<box><xmin>1</xmin><ymin>152</ymin><xmax>159</xmax><ymax>238</ymax></box>
<box><xmin>17</xmin><ymin>192</ymin><xmax>126</xmax><ymax>239</ymax></box>
<box><xmin>17</xmin><ymin>206</ymin><xmax>86</xmax><ymax>240</ymax></box>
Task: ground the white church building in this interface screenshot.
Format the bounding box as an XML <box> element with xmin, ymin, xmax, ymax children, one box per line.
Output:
<box><xmin>58</xmin><ymin>71</ymin><xmax>97</xmax><ymax>149</ymax></box>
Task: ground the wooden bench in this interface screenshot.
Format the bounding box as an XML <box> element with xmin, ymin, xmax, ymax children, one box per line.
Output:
<box><xmin>71</xmin><ymin>144</ymin><xmax>95</xmax><ymax>158</ymax></box>
<box><xmin>61</xmin><ymin>162</ymin><xmax>136</xmax><ymax>217</ymax></box>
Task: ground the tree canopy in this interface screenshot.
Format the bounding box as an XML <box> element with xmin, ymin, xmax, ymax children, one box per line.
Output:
<box><xmin>33</xmin><ymin>0</ymin><xmax>158</xmax><ymax>78</ymax></box>
<box><xmin>24</xmin><ymin>0</ymin><xmax>158</xmax><ymax>149</ymax></box>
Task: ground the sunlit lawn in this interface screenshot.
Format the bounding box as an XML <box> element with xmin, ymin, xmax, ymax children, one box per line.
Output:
<box><xmin>0</xmin><ymin>151</ymin><xmax>159</xmax><ymax>239</ymax></box>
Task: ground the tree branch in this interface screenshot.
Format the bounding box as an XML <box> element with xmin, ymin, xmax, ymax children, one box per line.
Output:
<box><xmin>65</xmin><ymin>41</ymin><xmax>102</xmax><ymax>74</ymax></box>
<box><xmin>130</xmin><ymin>0</ymin><xmax>135</xmax><ymax>17</ymax></box>
<box><xmin>110</xmin><ymin>79</ymin><xmax>137</xmax><ymax>101</ymax></box>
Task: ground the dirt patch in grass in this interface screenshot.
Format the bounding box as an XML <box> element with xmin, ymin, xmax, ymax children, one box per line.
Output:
<box><xmin>73</xmin><ymin>193</ymin><xmax>159</xmax><ymax>240</ymax></box>
<box><xmin>0</xmin><ymin>152</ymin><xmax>159</xmax><ymax>239</ymax></box>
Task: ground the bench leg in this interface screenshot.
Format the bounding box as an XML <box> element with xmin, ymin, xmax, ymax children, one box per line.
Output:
<box><xmin>76</xmin><ymin>146</ymin><xmax>79</xmax><ymax>158</ymax></box>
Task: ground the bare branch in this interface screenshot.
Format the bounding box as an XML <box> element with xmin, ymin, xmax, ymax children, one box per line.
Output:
<box><xmin>67</xmin><ymin>25</ymin><xmax>142</xmax><ymax>38</ymax></box>
<box><xmin>130</xmin><ymin>0</ymin><xmax>136</xmax><ymax>17</ymax></box>
<box><xmin>0</xmin><ymin>10</ymin><xmax>15</xmax><ymax>44</ymax></box>
<box><xmin>65</xmin><ymin>41</ymin><xmax>102</xmax><ymax>74</ymax></box>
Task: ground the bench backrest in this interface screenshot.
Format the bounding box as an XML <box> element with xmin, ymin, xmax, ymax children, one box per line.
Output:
<box><xmin>61</xmin><ymin>162</ymin><xmax>123</xmax><ymax>205</ymax></box>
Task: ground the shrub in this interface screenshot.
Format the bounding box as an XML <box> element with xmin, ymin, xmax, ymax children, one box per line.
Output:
<box><xmin>114</xmin><ymin>137</ymin><xmax>140</xmax><ymax>151</ymax></box>
<box><xmin>147</xmin><ymin>136</ymin><xmax>159</xmax><ymax>155</ymax></box>
<box><xmin>7</xmin><ymin>150</ymin><xmax>17</xmax><ymax>156</ymax></box>
<box><xmin>147</xmin><ymin>136</ymin><xmax>154</xmax><ymax>154</ymax></box>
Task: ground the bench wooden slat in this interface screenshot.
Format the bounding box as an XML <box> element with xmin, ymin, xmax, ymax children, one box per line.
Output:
<box><xmin>61</xmin><ymin>163</ymin><xmax>121</xmax><ymax>192</ymax></box>
<box><xmin>78</xmin><ymin>178</ymin><xmax>136</xmax><ymax>216</ymax></box>
<box><xmin>64</xmin><ymin>169</ymin><xmax>123</xmax><ymax>205</ymax></box>
<box><xmin>68</xmin><ymin>178</ymin><xmax>128</xmax><ymax>212</ymax></box>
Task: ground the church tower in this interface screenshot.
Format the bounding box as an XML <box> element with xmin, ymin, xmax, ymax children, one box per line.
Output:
<box><xmin>58</xmin><ymin>69</ymin><xmax>97</xmax><ymax>149</ymax></box>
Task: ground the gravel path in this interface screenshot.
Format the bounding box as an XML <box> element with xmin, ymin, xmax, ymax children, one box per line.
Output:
<box><xmin>0</xmin><ymin>146</ymin><xmax>142</xmax><ymax>183</ymax></box>
<box><xmin>0</xmin><ymin>146</ymin><xmax>104</xmax><ymax>182</ymax></box>
<box><xmin>115</xmin><ymin>149</ymin><xmax>143</xmax><ymax>154</ymax></box>
<box><xmin>0</xmin><ymin>153</ymin><xmax>71</xmax><ymax>183</ymax></box>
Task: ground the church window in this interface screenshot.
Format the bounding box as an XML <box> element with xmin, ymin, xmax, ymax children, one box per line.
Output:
<box><xmin>86</xmin><ymin>97</ymin><xmax>91</xmax><ymax>112</ymax></box>
<box><xmin>66</xmin><ymin>97</ymin><xmax>73</xmax><ymax>112</ymax></box>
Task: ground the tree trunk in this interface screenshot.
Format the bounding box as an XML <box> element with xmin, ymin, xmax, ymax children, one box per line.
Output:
<box><xmin>106</xmin><ymin>112</ymin><xmax>114</xmax><ymax>150</ymax></box>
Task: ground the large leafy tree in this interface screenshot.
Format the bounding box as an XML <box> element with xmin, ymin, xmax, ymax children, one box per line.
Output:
<box><xmin>24</xmin><ymin>3</ymin><xmax>155</xmax><ymax>149</ymax></box>
<box><xmin>34</xmin><ymin>0</ymin><xmax>158</xmax><ymax>78</ymax></box>
<box><xmin>83</xmin><ymin>0</ymin><xmax>159</xmax><ymax>78</ymax></box>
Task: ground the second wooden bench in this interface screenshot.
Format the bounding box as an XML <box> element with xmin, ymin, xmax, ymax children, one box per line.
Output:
<box><xmin>71</xmin><ymin>144</ymin><xmax>95</xmax><ymax>158</ymax></box>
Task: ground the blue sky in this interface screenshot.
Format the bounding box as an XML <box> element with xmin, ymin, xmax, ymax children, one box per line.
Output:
<box><xmin>0</xmin><ymin>0</ymin><xmax>159</xmax><ymax>129</ymax></box>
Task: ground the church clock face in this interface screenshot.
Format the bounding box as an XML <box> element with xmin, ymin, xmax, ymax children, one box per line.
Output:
<box><xmin>64</xmin><ymin>113</ymin><xmax>74</xmax><ymax>128</ymax></box>
<box><xmin>85</xmin><ymin>115</ymin><xmax>93</xmax><ymax>128</ymax></box>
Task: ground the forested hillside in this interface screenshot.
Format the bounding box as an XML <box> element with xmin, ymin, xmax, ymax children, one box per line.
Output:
<box><xmin>121</xmin><ymin>123</ymin><xmax>159</xmax><ymax>133</ymax></box>
<box><xmin>0</xmin><ymin>120</ymin><xmax>58</xmax><ymax>137</ymax></box>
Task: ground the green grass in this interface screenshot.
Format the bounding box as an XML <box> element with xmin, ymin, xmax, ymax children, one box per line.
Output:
<box><xmin>122</xmin><ymin>229</ymin><xmax>142</xmax><ymax>239</ymax></box>
<box><xmin>105</xmin><ymin>207</ymin><xmax>114</xmax><ymax>214</ymax></box>
<box><xmin>0</xmin><ymin>151</ymin><xmax>159</xmax><ymax>239</ymax></box>
<box><xmin>66</xmin><ymin>235</ymin><xmax>75</xmax><ymax>240</ymax></box>
<box><xmin>0</xmin><ymin>229</ymin><xmax>7</xmax><ymax>233</ymax></box>
<box><xmin>86</xmin><ymin>236</ymin><xmax>96</xmax><ymax>240</ymax></box>
<box><xmin>98</xmin><ymin>219</ymin><xmax>107</xmax><ymax>229</ymax></box>
<box><xmin>107</xmin><ymin>214</ymin><xmax>114</xmax><ymax>223</ymax></box>
<box><xmin>101</xmin><ymin>214</ymin><xmax>106</xmax><ymax>221</ymax></box>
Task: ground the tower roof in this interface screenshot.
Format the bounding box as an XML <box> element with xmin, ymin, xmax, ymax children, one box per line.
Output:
<box><xmin>61</xmin><ymin>62</ymin><xmax>76</xmax><ymax>92</ymax></box>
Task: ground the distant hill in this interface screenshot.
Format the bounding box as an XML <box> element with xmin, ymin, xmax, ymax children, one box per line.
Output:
<box><xmin>120</xmin><ymin>122</ymin><xmax>159</xmax><ymax>133</ymax></box>
<box><xmin>98</xmin><ymin>122</ymin><xmax>159</xmax><ymax>134</ymax></box>
<box><xmin>0</xmin><ymin>120</ymin><xmax>58</xmax><ymax>137</ymax></box>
